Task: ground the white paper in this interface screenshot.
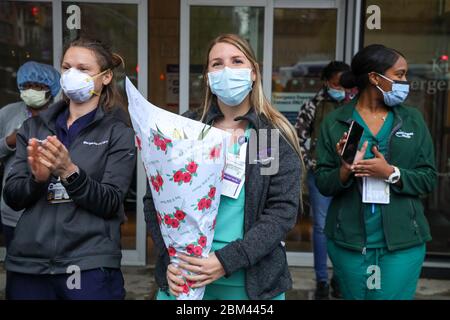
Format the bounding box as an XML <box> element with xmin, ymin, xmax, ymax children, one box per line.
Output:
<box><xmin>362</xmin><ymin>177</ymin><xmax>390</xmax><ymax>204</ymax></box>
<box><xmin>221</xmin><ymin>142</ymin><xmax>247</xmax><ymax>199</ymax></box>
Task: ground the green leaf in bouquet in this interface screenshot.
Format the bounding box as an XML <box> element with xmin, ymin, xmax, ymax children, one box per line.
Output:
<box><xmin>197</xmin><ymin>124</ymin><xmax>212</xmax><ymax>140</ymax></box>
<box><xmin>155</xmin><ymin>124</ymin><xmax>165</xmax><ymax>137</ymax></box>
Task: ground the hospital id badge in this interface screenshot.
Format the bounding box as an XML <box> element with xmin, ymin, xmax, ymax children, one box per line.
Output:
<box><xmin>221</xmin><ymin>142</ymin><xmax>247</xmax><ymax>199</ymax></box>
<box><xmin>362</xmin><ymin>177</ymin><xmax>390</xmax><ymax>204</ymax></box>
<box><xmin>47</xmin><ymin>178</ymin><xmax>72</xmax><ymax>204</ymax></box>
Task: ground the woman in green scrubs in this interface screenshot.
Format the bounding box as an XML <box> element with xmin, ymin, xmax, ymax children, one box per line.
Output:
<box><xmin>315</xmin><ymin>44</ymin><xmax>437</xmax><ymax>300</ymax></box>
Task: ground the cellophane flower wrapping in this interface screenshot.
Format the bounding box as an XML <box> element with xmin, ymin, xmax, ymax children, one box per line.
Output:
<box><xmin>126</xmin><ymin>77</ymin><xmax>229</xmax><ymax>299</ymax></box>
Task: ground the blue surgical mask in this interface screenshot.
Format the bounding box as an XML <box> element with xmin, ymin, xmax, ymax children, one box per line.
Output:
<box><xmin>327</xmin><ymin>87</ymin><xmax>346</xmax><ymax>102</ymax></box>
<box><xmin>207</xmin><ymin>67</ymin><xmax>253</xmax><ymax>107</ymax></box>
<box><xmin>376</xmin><ymin>73</ymin><xmax>410</xmax><ymax>107</ymax></box>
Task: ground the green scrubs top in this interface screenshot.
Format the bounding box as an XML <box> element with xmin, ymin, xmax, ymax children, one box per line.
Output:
<box><xmin>353</xmin><ymin>110</ymin><xmax>394</xmax><ymax>248</ymax></box>
<box><xmin>211</xmin><ymin>124</ymin><xmax>251</xmax><ymax>286</ymax></box>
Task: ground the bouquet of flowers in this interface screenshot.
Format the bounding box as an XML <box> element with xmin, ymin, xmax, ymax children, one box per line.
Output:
<box><xmin>126</xmin><ymin>78</ymin><xmax>229</xmax><ymax>299</ymax></box>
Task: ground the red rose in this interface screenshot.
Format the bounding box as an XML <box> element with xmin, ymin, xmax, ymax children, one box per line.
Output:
<box><xmin>208</xmin><ymin>187</ymin><xmax>216</xmax><ymax>199</ymax></box>
<box><xmin>186</xmin><ymin>161</ymin><xmax>198</xmax><ymax>174</ymax></box>
<box><xmin>164</xmin><ymin>215</ymin><xmax>171</xmax><ymax>225</ymax></box>
<box><xmin>156</xmin><ymin>175</ymin><xmax>163</xmax><ymax>187</ymax></box>
<box><xmin>160</xmin><ymin>142</ymin><xmax>167</xmax><ymax>151</ymax></box>
<box><xmin>182</xmin><ymin>284</ymin><xmax>189</xmax><ymax>294</ymax></box>
<box><xmin>209</xmin><ymin>147</ymin><xmax>220</xmax><ymax>159</ymax></box>
<box><xmin>182</xmin><ymin>172</ymin><xmax>192</xmax><ymax>183</ymax></box>
<box><xmin>151</xmin><ymin>179</ymin><xmax>160</xmax><ymax>192</ymax></box>
<box><xmin>154</xmin><ymin>135</ymin><xmax>161</xmax><ymax>147</ymax></box>
<box><xmin>164</xmin><ymin>138</ymin><xmax>172</xmax><ymax>144</ymax></box>
<box><xmin>186</xmin><ymin>244</ymin><xmax>194</xmax><ymax>255</ymax></box>
<box><xmin>173</xmin><ymin>170</ymin><xmax>183</xmax><ymax>182</ymax></box>
<box><xmin>193</xmin><ymin>246</ymin><xmax>203</xmax><ymax>256</ymax></box>
<box><xmin>198</xmin><ymin>236</ymin><xmax>207</xmax><ymax>248</ymax></box>
<box><xmin>197</xmin><ymin>198</ymin><xmax>207</xmax><ymax>210</ymax></box>
<box><xmin>168</xmin><ymin>246</ymin><xmax>176</xmax><ymax>257</ymax></box>
<box><xmin>205</xmin><ymin>198</ymin><xmax>212</xmax><ymax>209</ymax></box>
<box><xmin>171</xmin><ymin>219</ymin><xmax>180</xmax><ymax>228</ymax></box>
<box><xmin>175</xmin><ymin>210</ymin><xmax>186</xmax><ymax>221</ymax></box>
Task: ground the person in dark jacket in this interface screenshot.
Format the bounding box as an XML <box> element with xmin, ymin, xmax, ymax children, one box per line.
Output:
<box><xmin>144</xmin><ymin>34</ymin><xmax>302</xmax><ymax>300</ymax></box>
<box><xmin>294</xmin><ymin>61</ymin><xmax>353</xmax><ymax>299</ymax></box>
<box><xmin>315</xmin><ymin>44</ymin><xmax>437</xmax><ymax>300</ymax></box>
<box><xmin>3</xmin><ymin>37</ymin><xmax>136</xmax><ymax>300</ymax></box>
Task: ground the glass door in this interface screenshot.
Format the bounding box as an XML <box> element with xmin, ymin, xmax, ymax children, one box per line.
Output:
<box><xmin>271</xmin><ymin>1</ymin><xmax>345</xmax><ymax>267</ymax></box>
<box><xmin>271</xmin><ymin>7</ymin><xmax>341</xmax><ymax>123</ymax></box>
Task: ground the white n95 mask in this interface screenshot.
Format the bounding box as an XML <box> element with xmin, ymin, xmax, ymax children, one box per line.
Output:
<box><xmin>60</xmin><ymin>68</ymin><xmax>109</xmax><ymax>103</ymax></box>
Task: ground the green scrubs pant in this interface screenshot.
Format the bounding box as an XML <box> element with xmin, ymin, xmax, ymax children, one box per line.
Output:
<box><xmin>327</xmin><ymin>240</ymin><xmax>425</xmax><ymax>300</ymax></box>
<box><xmin>156</xmin><ymin>283</ymin><xmax>285</xmax><ymax>300</ymax></box>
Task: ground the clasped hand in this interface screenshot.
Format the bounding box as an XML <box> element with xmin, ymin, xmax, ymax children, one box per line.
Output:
<box><xmin>28</xmin><ymin>136</ymin><xmax>78</xmax><ymax>182</ymax></box>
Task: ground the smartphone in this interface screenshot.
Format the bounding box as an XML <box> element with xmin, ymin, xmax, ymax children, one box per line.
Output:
<box><xmin>341</xmin><ymin>120</ymin><xmax>364</xmax><ymax>164</ymax></box>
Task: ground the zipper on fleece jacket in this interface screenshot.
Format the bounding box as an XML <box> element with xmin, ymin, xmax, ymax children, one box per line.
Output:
<box><xmin>380</xmin><ymin>113</ymin><xmax>403</xmax><ymax>251</ymax></box>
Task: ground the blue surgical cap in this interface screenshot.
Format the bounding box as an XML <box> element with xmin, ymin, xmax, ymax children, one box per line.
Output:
<box><xmin>17</xmin><ymin>61</ymin><xmax>61</xmax><ymax>97</ymax></box>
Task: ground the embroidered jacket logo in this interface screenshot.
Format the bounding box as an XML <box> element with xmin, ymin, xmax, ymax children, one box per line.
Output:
<box><xmin>395</xmin><ymin>131</ymin><xmax>414</xmax><ymax>139</ymax></box>
<box><xmin>83</xmin><ymin>140</ymin><xmax>109</xmax><ymax>146</ymax></box>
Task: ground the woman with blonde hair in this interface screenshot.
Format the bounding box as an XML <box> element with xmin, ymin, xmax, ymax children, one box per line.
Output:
<box><xmin>145</xmin><ymin>33</ymin><xmax>303</xmax><ymax>300</ymax></box>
